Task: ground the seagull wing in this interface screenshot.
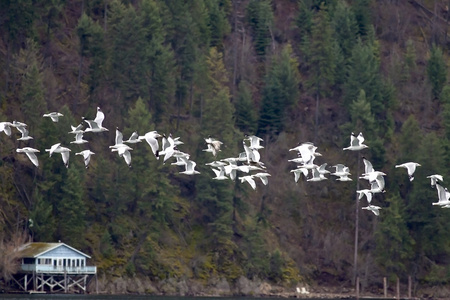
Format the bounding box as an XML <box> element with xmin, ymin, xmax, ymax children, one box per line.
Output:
<box><xmin>94</xmin><ymin>107</ymin><xmax>105</xmax><ymax>127</ymax></box>
<box><xmin>25</xmin><ymin>151</ymin><xmax>39</xmax><ymax>167</ymax></box>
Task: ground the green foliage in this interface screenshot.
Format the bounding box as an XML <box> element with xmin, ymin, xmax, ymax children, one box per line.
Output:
<box><xmin>76</xmin><ymin>13</ymin><xmax>106</xmax><ymax>94</ymax></box>
<box><xmin>351</xmin><ymin>0</ymin><xmax>372</xmax><ymax>38</ymax></box>
<box><xmin>234</xmin><ymin>82</ymin><xmax>258</xmax><ymax>134</ymax></box>
<box><xmin>349</xmin><ymin>89</ymin><xmax>375</xmax><ymax>133</ymax></box>
<box><xmin>375</xmin><ymin>193</ymin><xmax>415</xmax><ymax>279</ymax></box>
<box><xmin>441</xmin><ymin>85</ymin><xmax>450</xmax><ymax>140</ymax></box>
<box><xmin>306</xmin><ymin>4</ymin><xmax>336</xmax><ymax>98</ymax></box>
<box><xmin>343</xmin><ymin>38</ymin><xmax>381</xmax><ymax>110</ymax></box>
<box><xmin>258</xmin><ymin>44</ymin><xmax>300</xmax><ymax>135</ymax></box>
<box><xmin>29</xmin><ymin>191</ymin><xmax>56</xmax><ymax>242</ymax></box>
<box><xmin>246</xmin><ymin>0</ymin><xmax>274</xmax><ymax>56</ymax></box>
<box><xmin>427</xmin><ymin>45</ymin><xmax>447</xmax><ymax>100</ymax></box>
<box><xmin>332</xmin><ymin>1</ymin><xmax>358</xmax><ymax>61</ymax></box>
<box><xmin>397</xmin><ymin>115</ymin><xmax>421</xmax><ymax>162</ymax></box>
<box><xmin>0</xmin><ymin>0</ymin><xmax>36</xmax><ymax>49</ymax></box>
<box><xmin>17</xmin><ymin>40</ymin><xmax>47</xmax><ymax>129</ymax></box>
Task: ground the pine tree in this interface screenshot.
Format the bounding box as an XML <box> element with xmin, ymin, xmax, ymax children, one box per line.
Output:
<box><xmin>246</xmin><ymin>0</ymin><xmax>274</xmax><ymax>56</ymax></box>
<box><xmin>375</xmin><ymin>193</ymin><xmax>415</xmax><ymax>281</ymax></box>
<box><xmin>140</xmin><ymin>0</ymin><xmax>176</xmax><ymax>124</ymax></box>
<box><xmin>406</xmin><ymin>133</ymin><xmax>450</xmax><ymax>278</ymax></box>
<box><xmin>234</xmin><ymin>82</ymin><xmax>257</xmax><ymax>134</ymax></box>
<box><xmin>305</xmin><ymin>4</ymin><xmax>336</xmax><ymax>139</ymax></box>
<box><xmin>205</xmin><ymin>0</ymin><xmax>231</xmax><ymax>49</ymax></box>
<box><xmin>76</xmin><ymin>13</ymin><xmax>106</xmax><ymax>96</ymax></box>
<box><xmin>57</xmin><ymin>166</ymin><xmax>87</xmax><ymax>248</ymax></box>
<box><xmin>17</xmin><ymin>39</ymin><xmax>48</xmax><ymax>130</ymax></box>
<box><xmin>352</xmin><ymin>0</ymin><xmax>372</xmax><ymax>38</ymax></box>
<box><xmin>427</xmin><ymin>45</ymin><xmax>447</xmax><ymax>100</ymax></box>
<box><xmin>28</xmin><ymin>190</ymin><xmax>56</xmax><ymax>242</ymax></box>
<box><xmin>108</xmin><ymin>1</ymin><xmax>148</xmax><ymax>103</ymax></box>
<box><xmin>257</xmin><ymin>44</ymin><xmax>300</xmax><ymax>136</ymax></box>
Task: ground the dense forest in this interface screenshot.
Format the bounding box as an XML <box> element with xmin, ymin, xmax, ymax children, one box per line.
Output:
<box><xmin>1</xmin><ymin>0</ymin><xmax>450</xmax><ymax>295</ymax></box>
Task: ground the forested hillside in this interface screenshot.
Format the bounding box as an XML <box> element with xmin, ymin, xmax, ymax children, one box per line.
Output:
<box><xmin>1</xmin><ymin>0</ymin><xmax>450</xmax><ymax>295</ymax></box>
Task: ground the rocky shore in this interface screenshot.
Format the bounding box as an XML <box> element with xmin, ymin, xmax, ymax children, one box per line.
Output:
<box><xmin>95</xmin><ymin>276</ymin><xmax>450</xmax><ymax>299</ymax></box>
<box><xmin>96</xmin><ymin>275</ymin><xmax>357</xmax><ymax>298</ymax></box>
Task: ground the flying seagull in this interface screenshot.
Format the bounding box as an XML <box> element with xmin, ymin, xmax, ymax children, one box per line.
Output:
<box><xmin>343</xmin><ymin>132</ymin><xmax>368</xmax><ymax>151</ymax></box>
<box><xmin>16</xmin><ymin>147</ymin><xmax>40</xmax><ymax>167</ymax></box>
<box><xmin>139</xmin><ymin>131</ymin><xmax>162</xmax><ymax>159</ymax></box>
<box><xmin>45</xmin><ymin>143</ymin><xmax>71</xmax><ymax>168</ymax></box>
<box><xmin>75</xmin><ymin>150</ymin><xmax>95</xmax><ymax>168</ymax></box>
<box><xmin>427</xmin><ymin>174</ymin><xmax>443</xmax><ymax>187</ymax></box>
<box><xmin>362</xmin><ymin>205</ymin><xmax>382</xmax><ymax>216</ymax></box>
<box><xmin>0</xmin><ymin>122</ymin><xmax>13</xmax><ymax>136</ymax></box>
<box><xmin>395</xmin><ymin>162</ymin><xmax>421</xmax><ymax>181</ymax></box>
<box><xmin>43</xmin><ymin>112</ymin><xmax>64</xmax><ymax>122</ymax></box>
<box><xmin>83</xmin><ymin>107</ymin><xmax>108</xmax><ymax>133</ymax></box>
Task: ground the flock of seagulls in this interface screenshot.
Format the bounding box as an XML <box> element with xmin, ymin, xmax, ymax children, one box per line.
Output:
<box><xmin>287</xmin><ymin>132</ymin><xmax>445</xmax><ymax>216</ymax></box>
<box><xmin>2</xmin><ymin>109</ymin><xmax>447</xmax><ymax>215</ymax></box>
<box><xmin>3</xmin><ymin>107</ymin><xmax>271</xmax><ymax>191</ymax></box>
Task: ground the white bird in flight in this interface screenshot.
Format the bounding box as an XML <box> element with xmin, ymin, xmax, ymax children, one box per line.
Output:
<box><xmin>362</xmin><ymin>205</ymin><xmax>382</xmax><ymax>216</ymax></box>
<box><xmin>240</xmin><ymin>175</ymin><xmax>256</xmax><ymax>190</ymax></box>
<box><xmin>0</xmin><ymin>122</ymin><xmax>13</xmax><ymax>136</ymax></box>
<box><xmin>427</xmin><ymin>174</ymin><xmax>443</xmax><ymax>187</ymax></box>
<box><xmin>16</xmin><ymin>147</ymin><xmax>40</xmax><ymax>167</ymax></box>
<box><xmin>343</xmin><ymin>132</ymin><xmax>368</xmax><ymax>151</ymax></box>
<box><xmin>43</xmin><ymin>112</ymin><xmax>64</xmax><ymax>122</ymax></box>
<box><xmin>139</xmin><ymin>131</ymin><xmax>161</xmax><ymax>159</ymax></box>
<box><xmin>179</xmin><ymin>157</ymin><xmax>200</xmax><ymax>175</ymax></box>
<box><xmin>45</xmin><ymin>143</ymin><xmax>71</xmax><ymax>168</ymax></box>
<box><xmin>83</xmin><ymin>107</ymin><xmax>108</xmax><ymax>133</ymax></box>
<box><xmin>75</xmin><ymin>150</ymin><xmax>95</xmax><ymax>168</ymax></box>
<box><xmin>395</xmin><ymin>162</ymin><xmax>421</xmax><ymax>181</ymax></box>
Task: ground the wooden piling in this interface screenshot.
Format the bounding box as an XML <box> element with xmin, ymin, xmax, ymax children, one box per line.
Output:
<box><xmin>408</xmin><ymin>276</ymin><xmax>412</xmax><ymax>299</ymax></box>
<box><xmin>383</xmin><ymin>277</ymin><xmax>387</xmax><ymax>298</ymax></box>
<box><xmin>396</xmin><ymin>276</ymin><xmax>400</xmax><ymax>300</ymax></box>
<box><xmin>356</xmin><ymin>276</ymin><xmax>360</xmax><ymax>300</ymax></box>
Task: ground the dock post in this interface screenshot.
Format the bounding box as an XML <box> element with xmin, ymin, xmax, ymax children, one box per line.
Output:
<box><xmin>396</xmin><ymin>276</ymin><xmax>400</xmax><ymax>300</ymax></box>
<box><xmin>408</xmin><ymin>276</ymin><xmax>412</xmax><ymax>299</ymax></box>
<box><xmin>64</xmin><ymin>270</ymin><xmax>67</xmax><ymax>293</ymax></box>
<box><xmin>95</xmin><ymin>273</ymin><xmax>98</xmax><ymax>294</ymax></box>
<box><xmin>383</xmin><ymin>277</ymin><xmax>387</xmax><ymax>298</ymax></box>
<box><xmin>356</xmin><ymin>276</ymin><xmax>360</xmax><ymax>300</ymax></box>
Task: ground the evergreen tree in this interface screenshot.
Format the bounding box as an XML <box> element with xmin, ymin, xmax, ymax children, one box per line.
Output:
<box><xmin>246</xmin><ymin>0</ymin><xmax>274</xmax><ymax>56</ymax></box>
<box><xmin>140</xmin><ymin>0</ymin><xmax>176</xmax><ymax>123</ymax></box>
<box><xmin>196</xmin><ymin>47</ymin><xmax>241</xmax><ymax>278</ymax></box>
<box><xmin>427</xmin><ymin>45</ymin><xmax>447</xmax><ymax>100</ymax></box>
<box><xmin>17</xmin><ymin>40</ymin><xmax>48</xmax><ymax>130</ymax></box>
<box><xmin>258</xmin><ymin>44</ymin><xmax>300</xmax><ymax>136</ymax></box>
<box><xmin>0</xmin><ymin>0</ymin><xmax>36</xmax><ymax>51</ymax></box>
<box><xmin>234</xmin><ymin>82</ymin><xmax>257</xmax><ymax>134</ymax></box>
<box><xmin>205</xmin><ymin>0</ymin><xmax>231</xmax><ymax>49</ymax></box>
<box><xmin>352</xmin><ymin>0</ymin><xmax>372</xmax><ymax>38</ymax></box>
<box><xmin>332</xmin><ymin>1</ymin><xmax>358</xmax><ymax>61</ymax></box>
<box><xmin>108</xmin><ymin>1</ymin><xmax>147</xmax><ymax>103</ymax></box>
<box><xmin>305</xmin><ymin>4</ymin><xmax>336</xmax><ymax>139</ymax></box>
<box><xmin>76</xmin><ymin>13</ymin><xmax>106</xmax><ymax>96</ymax></box>
<box><xmin>375</xmin><ymin>193</ymin><xmax>415</xmax><ymax>281</ymax></box>
<box><xmin>57</xmin><ymin>165</ymin><xmax>87</xmax><ymax>248</ymax></box>
<box><xmin>397</xmin><ymin>115</ymin><xmax>421</xmax><ymax>163</ymax></box>
<box><xmin>406</xmin><ymin>133</ymin><xmax>450</xmax><ymax>279</ymax></box>
<box><xmin>343</xmin><ymin>38</ymin><xmax>381</xmax><ymax>110</ymax></box>
<box><xmin>28</xmin><ymin>190</ymin><xmax>56</xmax><ymax>242</ymax></box>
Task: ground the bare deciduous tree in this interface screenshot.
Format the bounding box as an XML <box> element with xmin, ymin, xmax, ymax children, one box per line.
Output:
<box><xmin>0</xmin><ymin>231</ymin><xmax>30</xmax><ymax>283</ymax></box>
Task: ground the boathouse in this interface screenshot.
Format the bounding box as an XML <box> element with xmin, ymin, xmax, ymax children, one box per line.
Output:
<box><xmin>12</xmin><ymin>242</ymin><xmax>97</xmax><ymax>293</ymax></box>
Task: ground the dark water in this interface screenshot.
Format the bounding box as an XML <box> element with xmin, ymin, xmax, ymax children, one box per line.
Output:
<box><xmin>0</xmin><ymin>295</ymin><xmax>347</xmax><ymax>300</ymax></box>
